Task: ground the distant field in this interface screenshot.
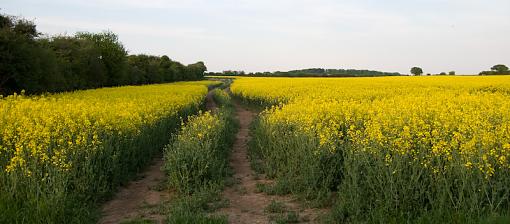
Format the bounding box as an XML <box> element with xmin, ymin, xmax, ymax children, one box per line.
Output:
<box><xmin>232</xmin><ymin>76</ymin><xmax>510</xmax><ymax>223</ymax></box>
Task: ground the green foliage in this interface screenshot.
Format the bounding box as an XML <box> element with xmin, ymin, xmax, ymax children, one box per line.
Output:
<box><xmin>480</xmin><ymin>64</ymin><xmax>509</xmax><ymax>75</ymax></box>
<box><xmin>47</xmin><ymin>36</ymin><xmax>107</xmax><ymax>89</ymax></box>
<box><xmin>126</xmin><ymin>55</ymin><xmax>206</xmax><ymax>85</ymax></box>
<box><xmin>265</xmin><ymin>200</ymin><xmax>286</xmax><ymax>213</ymax></box>
<box><xmin>272</xmin><ymin>211</ymin><xmax>300</xmax><ymax>224</ymax></box>
<box><xmin>491</xmin><ymin>64</ymin><xmax>509</xmax><ymax>74</ymax></box>
<box><xmin>164</xmin><ymin>88</ymin><xmax>237</xmax><ymax>222</ymax></box>
<box><xmin>411</xmin><ymin>67</ymin><xmax>424</xmax><ymax>76</ymax></box>
<box><xmin>166</xmin><ymin>188</ymin><xmax>228</xmax><ymax>224</ymax></box>
<box><xmin>120</xmin><ymin>218</ymin><xmax>156</xmax><ymax>224</ymax></box>
<box><xmin>208</xmin><ymin>68</ymin><xmax>402</xmax><ymax>77</ymax></box>
<box><xmin>76</xmin><ymin>31</ymin><xmax>128</xmax><ymax>86</ymax></box>
<box><xmin>0</xmin><ymin>13</ymin><xmax>207</xmax><ymax>95</ymax></box>
<box><xmin>0</xmin><ymin>14</ymin><xmax>60</xmax><ymax>94</ymax></box>
<box><xmin>164</xmin><ymin>107</ymin><xmax>235</xmax><ymax>194</ymax></box>
<box><xmin>249</xmin><ymin>118</ymin><xmax>340</xmax><ymax>206</ymax></box>
<box><xmin>164</xmin><ymin>90</ymin><xmax>235</xmax><ymax>193</ymax></box>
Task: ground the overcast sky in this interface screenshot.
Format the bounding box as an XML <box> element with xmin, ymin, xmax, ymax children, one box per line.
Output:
<box><xmin>2</xmin><ymin>0</ymin><xmax>509</xmax><ymax>74</ymax></box>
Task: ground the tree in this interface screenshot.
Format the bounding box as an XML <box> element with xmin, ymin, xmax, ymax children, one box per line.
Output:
<box><xmin>410</xmin><ymin>67</ymin><xmax>423</xmax><ymax>76</ymax></box>
<box><xmin>76</xmin><ymin>31</ymin><xmax>128</xmax><ymax>86</ymax></box>
<box><xmin>448</xmin><ymin>71</ymin><xmax>455</xmax><ymax>76</ymax></box>
<box><xmin>185</xmin><ymin>61</ymin><xmax>207</xmax><ymax>80</ymax></box>
<box><xmin>0</xmin><ymin>14</ymin><xmax>60</xmax><ymax>94</ymax></box>
<box><xmin>48</xmin><ymin>36</ymin><xmax>107</xmax><ymax>90</ymax></box>
<box><xmin>439</xmin><ymin>72</ymin><xmax>447</xmax><ymax>76</ymax></box>
<box><xmin>491</xmin><ymin>64</ymin><xmax>509</xmax><ymax>74</ymax></box>
<box><xmin>479</xmin><ymin>64</ymin><xmax>509</xmax><ymax>75</ymax></box>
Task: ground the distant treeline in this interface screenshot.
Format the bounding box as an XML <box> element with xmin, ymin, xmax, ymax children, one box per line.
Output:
<box><xmin>207</xmin><ymin>68</ymin><xmax>402</xmax><ymax>77</ymax></box>
<box><xmin>479</xmin><ymin>64</ymin><xmax>509</xmax><ymax>76</ymax></box>
<box><xmin>0</xmin><ymin>13</ymin><xmax>206</xmax><ymax>95</ymax></box>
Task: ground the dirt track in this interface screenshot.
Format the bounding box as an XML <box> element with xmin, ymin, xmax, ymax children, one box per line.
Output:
<box><xmin>215</xmin><ymin>101</ymin><xmax>322</xmax><ymax>223</ymax></box>
<box><xmin>98</xmin><ymin>91</ymin><xmax>321</xmax><ymax>223</ymax></box>
<box><xmin>99</xmin><ymin>158</ymin><xmax>170</xmax><ymax>224</ymax></box>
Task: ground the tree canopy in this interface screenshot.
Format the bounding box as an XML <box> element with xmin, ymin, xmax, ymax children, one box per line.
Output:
<box><xmin>479</xmin><ymin>64</ymin><xmax>509</xmax><ymax>75</ymax></box>
<box><xmin>0</xmin><ymin>13</ymin><xmax>207</xmax><ymax>95</ymax></box>
<box><xmin>410</xmin><ymin>67</ymin><xmax>423</xmax><ymax>76</ymax></box>
<box><xmin>208</xmin><ymin>68</ymin><xmax>402</xmax><ymax>77</ymax></box>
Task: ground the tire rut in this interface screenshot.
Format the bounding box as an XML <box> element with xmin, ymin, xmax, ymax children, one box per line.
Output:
<box><xmin>215</xmin><ymin>101</ymin><xmax>323</xmax><ymax>223</ymax></box>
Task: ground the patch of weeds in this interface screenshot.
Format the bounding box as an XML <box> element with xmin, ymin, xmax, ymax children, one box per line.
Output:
<box><xmin>269</xmin><ymin>180</ymin><xmax>291</xmax><ymax>195</ymax></box>
<box><xmin>140</xmin><ymin>200</ymin><xmax>167</xmax><ymax>216</ymax></box>
<box><xmin>208</xmin><ymin>198</ymin><xmax>230</xmax><ymax>211</ymax></box>
<box><xmin>248</xmin><ymin>156</ymin><xmax>265</xmax><ymax>174</ymax></box>
<box><xmin>167</xmin><ymin>211</ymin><xmax>227</xmax><ymax>224</ymax></box>
<box><xmin>270</xmin><ymin>211</ymin><xmax>300</xmax><ymax>224</ymax></box>
<box><xmin>120</xmin><ymin>218</ymin><xmax>155</xmax><ymax>224</ymax></box>
<box><xmin>256</xmin><ymin>182</ymin><xmax>291</xmax><ymax>196</ymax></box>
<box><xmin>478</xmin><ymin>214</ymin><xmax>510</xmax><ymax>224</ymax></box>
<box><xmin>166</xmin><ymin>187</ymin><xmax>228</xmax><ymax>224</ymax></box>
<box><xmin>255</xmin><ymin>183</ymin><xmax>267</xmax><ymax>193</ymax></box>
<box><xmin>265</xmin><ymin>200</ymin><xmax>286</xmax><ymax>213</ymax></box>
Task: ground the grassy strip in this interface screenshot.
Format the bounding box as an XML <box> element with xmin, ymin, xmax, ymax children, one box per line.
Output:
<box><xmin>163</xmin><ymin>89</ymin><xmax>237</xmax><ymax>223</ymax></box>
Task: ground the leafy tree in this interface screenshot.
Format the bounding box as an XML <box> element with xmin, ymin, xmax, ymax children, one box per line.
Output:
<box><xmin>1</xmin><ymin>13</ymin><xmax>207</xmax><ymax>95</ymax></box>
<box><xmin>491</xmin><ymin>64</ymin><xmax>509</xmax><ymax>74</ymax></box>
<box><xmin>48</xmin><ymin>36</ymin><xmax>107</xmax><ymax>90</ymax></box>
<box><xmin>439</xmin><ymin>72</ymin><xmax>447</xmax><ymax>76</ymax></box>
<box><xmin>0</xmin><ymin>14</ymin><xmax>60</xmax><ymax>94</ymax></box>
<box><xmin>159</xmin><ymin>55</ymin><xmax>175</xmax><ymax>82</ymax></box>
<box><xmin>76</xmin><ymin>31</ymin><xmax>128</xmax><ymax>86</ymax></box>
<box><xmin>410</xmin><ymin>67</ymin><xmax>423</xmax><ymax>76</ymax></box>
<box><xmin>479</xmin><ymin>64</ymin><xmax>509</xmax><ymax>75</ymax></box>
<box><xmin>448</xmin><ymin>71</ymin><xmax>455</xmax><ymax>76</ymax></box>
<box><xmin>185</xmin><ymin>61</ymin><xmax>207</xmax><ymax>80</ymax></box>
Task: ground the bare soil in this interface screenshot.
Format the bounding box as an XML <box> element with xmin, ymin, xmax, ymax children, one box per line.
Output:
<box><xmin>215</xmin><ymin>101</ymin><xmax>323</xmax><ymax>223</ymax></box>
<box><xmin>206</xmin><ymin>89</ymin><xmax>218</xmax><ymax>113</ymax></box>
<box><xmin>98</xmin><ymin>158</ymin><xmax>171</xmax><ymax>224</ymax></box>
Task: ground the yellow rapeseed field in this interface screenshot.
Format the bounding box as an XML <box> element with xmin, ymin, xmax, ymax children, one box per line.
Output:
<box><xmin>0</xmin><ymin>80</ymin><xmax>217</xmax><ymax>223</ymax></box>
<box><xmin>233</xmin><ymin>76</ymin><xmax>510</xmax><ymax>176</ymax></box>
<box><xmin>1</xmin><ymin>81</ymin><xmax>214</xmax><ymax>176</ymax></box>
<box><xmin>232</xmin><ymin>76</ymin><xmax>510</xmax><ymax>222</ymax></box>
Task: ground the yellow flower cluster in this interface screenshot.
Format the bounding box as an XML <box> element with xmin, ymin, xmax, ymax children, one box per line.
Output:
<box><xmin>0</xmin><ymin>81</ymin><xmax>216</xmax><ymax>176</ymax></box>
<box><xmin>232</xmin><ymin>76</ymin><xmax>510</xmax><ymax>178</ymax></box>
<box><xmin>176</xmin><ymin>110</ymin><xmax>222</xmax><ymax>142</ymax></box>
